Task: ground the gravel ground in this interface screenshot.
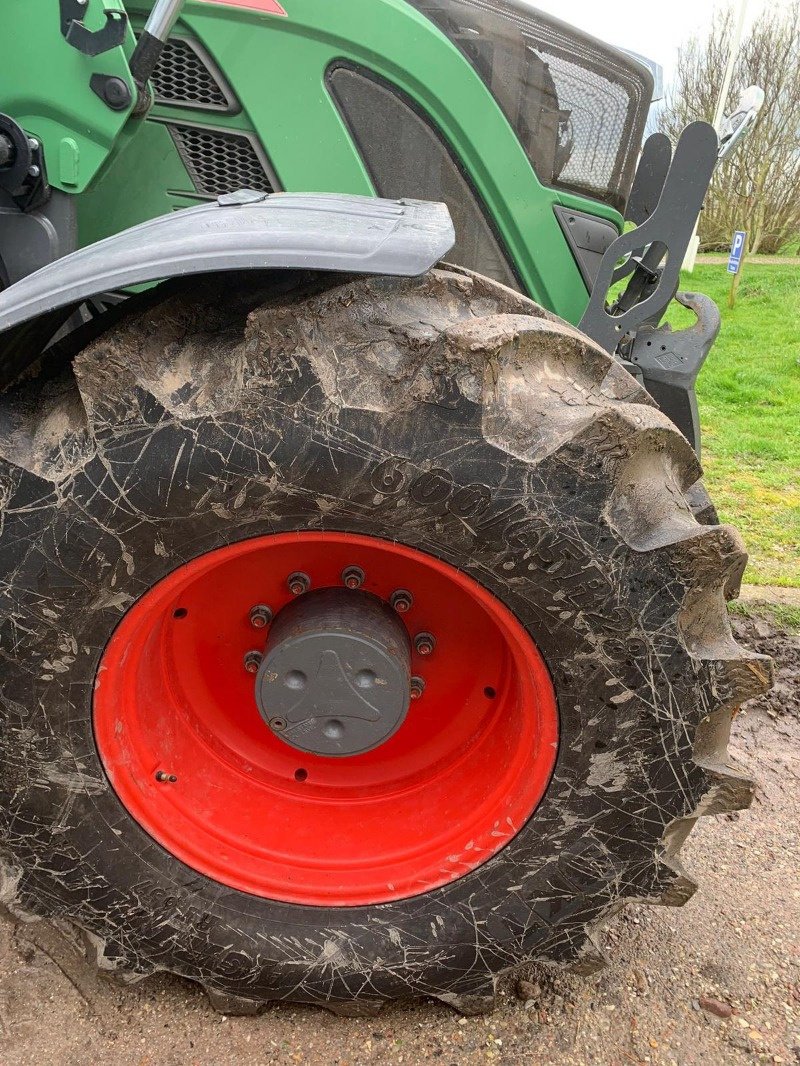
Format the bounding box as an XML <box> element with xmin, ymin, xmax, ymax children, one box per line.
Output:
<box><xmin>0</xmin><ymin>614</ymin><xmax>797</xmax><ymax>1066</ymax></box>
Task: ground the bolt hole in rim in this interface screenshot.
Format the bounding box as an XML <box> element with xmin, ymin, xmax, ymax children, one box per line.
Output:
<box><xmin>93</xmin><ymin>533</ymin><xmax>559</xmax><ymax>906</ymax></box>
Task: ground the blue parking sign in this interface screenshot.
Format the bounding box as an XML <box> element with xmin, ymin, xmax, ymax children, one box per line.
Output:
<box><xmin>728</xmin><ymin>231</ymin><xmax>746</xmax><ymax>274</ymax></box>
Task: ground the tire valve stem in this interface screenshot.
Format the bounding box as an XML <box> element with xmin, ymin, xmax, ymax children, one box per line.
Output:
<box><xmin>287</xmin><ymin>572</ymin><xmax>311</xmax><ymax>596</ymax></box>
<box><xmin>244</xmin><ymin>650</ymin><xmax>263</xmax><ymax>674</ymax></box>
<box><xmin>410</xmin><ymin>676</ymin><xmax>426</xmax><ymax>700</ymax></box>
<box><xmin>341</xmin><ymin>566</ymin><xmax>365</xmax><ymax>590</ymax></box>
<box><xmin>414</xmin><ymin>632</ymin><xmax>436</xmax><ymax>656</ymax></box>
<box><xmin>155</xmin><ymin>771</ymin><xmax>178</xmax><ymax>784</ymax></box>
<box><xmin>390</xmin><ymin>589</ymin><xmax>413</xmax><ymax>614</ymax></box>
<box><xmin>249</xmin><ymin>605</ymin><xmax>273</xmax><ymax>629</ymax></box>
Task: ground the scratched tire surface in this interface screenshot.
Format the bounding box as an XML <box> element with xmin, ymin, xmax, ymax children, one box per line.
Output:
<box><xmin>0</xmin><ymin>267</ymin><xmax>773</xmax><ymax>1016</ymax></box>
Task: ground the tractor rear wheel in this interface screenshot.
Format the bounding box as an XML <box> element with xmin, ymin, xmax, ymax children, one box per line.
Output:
<box><xmin>0</xmin><ymin>267</ymin><xmax>771</xmax><ymax>1014</ymax></box>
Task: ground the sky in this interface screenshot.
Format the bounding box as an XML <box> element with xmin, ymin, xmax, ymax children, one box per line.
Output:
<box><xmin>527</xmin><ymin>0</ymin><xmax>782</xmax><ymax>87</ymax></box>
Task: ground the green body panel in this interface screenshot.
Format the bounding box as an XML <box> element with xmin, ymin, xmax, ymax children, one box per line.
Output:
<box><xmin>0</xmin><ymin>0</ymin><xmax>136</xmax><ymax>194</ymax></box>
<box><xmin>77</xmin><ymin>120</ymin><xmax>197</xmax><ymax>249</ymax></box>
<box><xmin>2</xmin><ymin>0</ymin><xmax>626</xmax><ymax>324</ymax></box>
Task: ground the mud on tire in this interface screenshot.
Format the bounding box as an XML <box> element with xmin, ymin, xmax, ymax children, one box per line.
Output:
<box><xmin>0</xmin><ymin>267</ymin><xmax>772</xmax><ymax>1014</ymax></box>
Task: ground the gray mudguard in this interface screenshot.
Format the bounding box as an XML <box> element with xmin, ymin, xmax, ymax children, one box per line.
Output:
<box><xmin>0</xmin><ymin>191</ymin><xmax>454</xmax><ymax>343</ymax></box>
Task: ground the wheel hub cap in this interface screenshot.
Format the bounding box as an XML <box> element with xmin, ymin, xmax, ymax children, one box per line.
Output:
<box><xmin>256</xmin><ymin>589</ymin><xmax>412</xmax><ymax>757</ymax></box>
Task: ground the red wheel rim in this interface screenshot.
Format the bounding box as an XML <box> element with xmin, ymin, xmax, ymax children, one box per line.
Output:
<box><xmin>93</xmin><ymin>533</ymin><xmax>558</xmax><ymax>906</ymax></box>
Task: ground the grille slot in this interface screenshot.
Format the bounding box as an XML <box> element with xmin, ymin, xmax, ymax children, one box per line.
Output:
<box><xmin>152</xmin><ymin>38</ymin><xmax>238</xmax><ymax>113</ymax></box>
<box><xmin>168</xmin><ymin>124</ymin><xmax>277</xmax><ymax>198</ymax></box>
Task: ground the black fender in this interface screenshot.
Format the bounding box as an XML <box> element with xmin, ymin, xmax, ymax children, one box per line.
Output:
<box><xmin>0</xmin><ymin>191</ymin><xmax>454</xmax><ymax>388</ymax></box>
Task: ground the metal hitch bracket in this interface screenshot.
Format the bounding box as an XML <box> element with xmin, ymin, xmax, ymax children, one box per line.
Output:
<box><xmin>627</xmin><ymin>291</ymin><xmax>720</xmax><ymax>454</ymax></box>
<box><xmin>578</xmin><ymin>122</ymin><xmax>721</xmax><ymax>449</ymax></box>
<box><xmin>579</xmin><ymin>121</ymin><xmax>719</xmax><ymax>356</ymax></box>
<box><xmin>60</xmin><ymin>0</ymin><xmax>128</xmax><ymax>57</ymax></box>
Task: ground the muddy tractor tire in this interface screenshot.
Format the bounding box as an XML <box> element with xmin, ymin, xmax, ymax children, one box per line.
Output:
<box><xmin>0</xmin><ymin>267</ymin><xmax>772</xmax><ymax>1015</ymax></box>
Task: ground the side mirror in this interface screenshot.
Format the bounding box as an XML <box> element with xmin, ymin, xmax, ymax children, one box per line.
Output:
<box><xmin>718</xmin><ymin>85</ymin><xmax>765</xmax><ymax>161</ymax></box>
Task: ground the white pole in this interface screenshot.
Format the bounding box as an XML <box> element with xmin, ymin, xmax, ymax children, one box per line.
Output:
<box><xmin>682</xmin><ymin>0</ymin><xmax>749</xmax><ymax>272</ymax></box>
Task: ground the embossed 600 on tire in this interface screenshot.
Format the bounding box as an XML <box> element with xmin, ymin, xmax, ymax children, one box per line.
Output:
<box><xmin>0</xmin><ymin>267</ymin><xmax>771</xmax><ymax>1015</ymax></box>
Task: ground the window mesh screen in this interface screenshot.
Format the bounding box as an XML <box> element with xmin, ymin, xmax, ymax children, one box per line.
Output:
<box><xmin>406</xmin><ymin>0</ymin><xmax>652</xmax><ymax>211</ymax></box>
<box><xmin>528</xmin><ymin>46</ymin><xmax>634</xmax><ymax>202</ymax></box>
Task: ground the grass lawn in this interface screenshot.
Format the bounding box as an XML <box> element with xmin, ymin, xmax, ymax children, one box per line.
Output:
<box><xmin>667</xmin><ymin>260</ymin><xmax>799</xmax><ymax>586</ymax></box>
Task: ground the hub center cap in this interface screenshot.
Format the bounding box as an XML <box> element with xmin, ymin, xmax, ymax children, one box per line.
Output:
<box><xmin>255</xmin><ymin>588</ymin><xmax>412</xmax><ymax>756</ymax></box>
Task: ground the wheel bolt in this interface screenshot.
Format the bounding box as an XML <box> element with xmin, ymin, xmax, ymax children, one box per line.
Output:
<box><xmin>390</xmin><ymin>589</ymin><xmax>413</xmax><ymax>614</ymax></box>
<box><xmin>410</xmin><ymin>676</ymin><xmax>426</xmax><ymax>700</ymax></box>
<box><xmin>414</xmin><ymin>632</ymin><xmax>436</xmax><ymax>656</ymax></box>
<box><xmin>287</xmin><ymin>571</ymin><xmax>311</xmax><ymax>596</ymax></box>
<box><xmin>342</xmin><ymin>565</ymin><xmax>365</xmax><ymax>590</ymax></box>
<box><xmin>244</xmin><ymin>650</ymin><xmax>263</xmax><ymax>674</ymax></box>
<box><xmin>249</xmin><ymin>604</ymin><xmax>273</xmax><ymax>629</ymax></box>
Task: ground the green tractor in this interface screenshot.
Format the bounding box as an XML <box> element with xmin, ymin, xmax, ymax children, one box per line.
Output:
<box><xmin>0</xmin><ymin>0</ymin><xmax>772</xmax><ymax>1016</ymax></box>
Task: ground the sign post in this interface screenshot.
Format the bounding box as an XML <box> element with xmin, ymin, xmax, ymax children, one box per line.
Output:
<box><xmin>727</xmin><ymin>229</ymin><xmax>747</xmax><ymax>308</ymax></box>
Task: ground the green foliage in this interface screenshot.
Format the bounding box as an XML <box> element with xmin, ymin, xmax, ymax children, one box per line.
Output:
<box><xmin>669</xmin><ymin>262</ymin><xmax>800</xmax><ymax>586</ymax></box>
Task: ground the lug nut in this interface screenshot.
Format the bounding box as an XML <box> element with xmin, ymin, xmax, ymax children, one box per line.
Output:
<box><xmin>414</xmin><ymin>632</ymin><xmax>436</xmax><ymax>656</ymax></box>
<box><xmin>249</xmin><ymin>604</ymin><xmax>273</xmax><ymax>629</ymax></box>
<box><xmin>244</xmin><ymin>650</ymin><xmax>263</xmax><ymax>674</ymax></box>
<box><xmin>341</xmin><ymin>565</ymin><xmax>365</xmax><ymax>590</ymax></box>
<box><xmin>287</xmin><ymin>571</ymin><xmax>311</xmax><ymax>596</ymax></box>
<box><xmin>390</xmin><ymin>589</ymin><xmax>413</xmax><ymax>614</ymax></box>
<box><xmin>410</xmin><ymin>676</ymin><xmax>426</xmax><ymax>700</ymax></box>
